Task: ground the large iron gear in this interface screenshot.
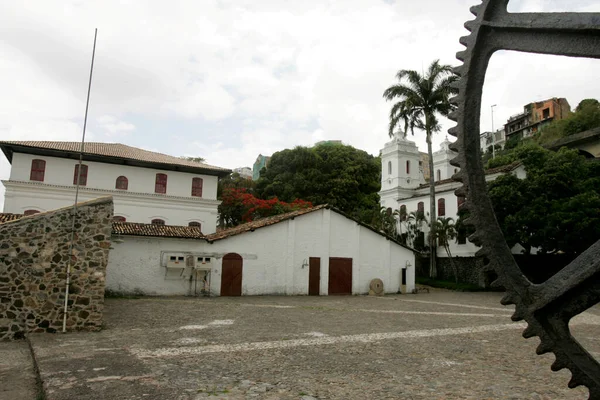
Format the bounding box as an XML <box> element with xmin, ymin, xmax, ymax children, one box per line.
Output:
<box><xmin>449</xmin><ymin>1</ymin><xmax>600</xmax><ymax>397</ymax></box>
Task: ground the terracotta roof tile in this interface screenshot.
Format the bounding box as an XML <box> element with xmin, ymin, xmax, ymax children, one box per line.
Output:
<box><xmin>0</xmin><ymin>213</ymin><xmax>23</xmax><ymax>223</ymax></box>
<box><xmin>0</xmin><ymin>141</ymin><xmax>230</xmax><ymax>173</ymax></box>
<box><xmin>206</xmin><ymin>205</ymin><xmax>328</xmax><ymax>242</ymax></box>
<box><xmin>0</xmin><ymin>213</ymin><xmax>205</xmax><ymax>239</ymax></box>
<box><xmin>112</xmin><ymin>222</ymin><xmax>205</xmax><ymax>239</ymax></box>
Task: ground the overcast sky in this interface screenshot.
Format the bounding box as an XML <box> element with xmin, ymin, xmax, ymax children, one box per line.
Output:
<box><xmin>1</xmin><ymin>0</ymin><xmax>598</xmax><ymax>209</ymax></box>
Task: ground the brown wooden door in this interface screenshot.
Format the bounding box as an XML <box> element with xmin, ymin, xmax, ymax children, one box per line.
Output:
<box><xmin>308</xmin><ymin>257</ymin><xmax>320</xmax><ymax>296</ymax></box>
<box><xmin>221</xmin><ymin>253</ymin><xmax>243</xmax><ymax>296</ymax></box>
<box><xmin>328</xmin><ymin>257</ymin><xmax>352</xmax><ymax>295</ymax></box>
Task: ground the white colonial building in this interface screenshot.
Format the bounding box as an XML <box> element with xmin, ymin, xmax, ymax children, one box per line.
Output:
<box><xmin>0</xmin><ymin>141</ymin><xmax>231</xmax><ymax>234</ymax></box>
<box><xmin>378</xmin><ymin>132</ymin><xmax>525</xmax><ymax>257</ymax></box>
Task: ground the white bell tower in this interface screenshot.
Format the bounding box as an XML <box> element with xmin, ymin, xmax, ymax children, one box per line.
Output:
<box><xmin>378</xmin><ymin>130</ymin><xmax>421</xmax><ymax>211</ymax></box>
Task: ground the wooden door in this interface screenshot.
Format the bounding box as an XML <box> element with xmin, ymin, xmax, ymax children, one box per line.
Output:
<box><xmin>308</xmin><ymin>257</ymin><xmax>320</xmax><ymax>296</ymax></box>
<box><xmin>328</xmin><ymin>257</ymin><xmax>352</xmax><ymax>295</ymax></box>
<box><xmin>221</xmin><ymin>253</ymin><xmax>243</xmax><ymax>296</ymax></box>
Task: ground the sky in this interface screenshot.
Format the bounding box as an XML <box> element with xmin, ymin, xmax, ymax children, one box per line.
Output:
<box><xmin>1</xmin><ymin>0</ymin><xmax>598</xmax><ymax>209</ymax></box>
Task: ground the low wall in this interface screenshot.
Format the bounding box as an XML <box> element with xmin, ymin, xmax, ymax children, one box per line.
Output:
<box><xmin>0</xmin><ymin>197</ymin><xmax>113</xmax><ymax>340</ymax></box>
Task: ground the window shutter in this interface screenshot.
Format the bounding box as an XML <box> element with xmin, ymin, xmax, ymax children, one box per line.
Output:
<box><xmin>30</xmin><ymin>159</ymin><xmax>46</xmax><ymax>182</ymax></box>
<box><xmin>438</xmin><ymin>198</ymin><xmax>446</xmax><ymax>216</ymax></box>
<box><xmin>192</xmin><ymin>177</ymin><xmax>203</xmax><ymax>197</ymax></box>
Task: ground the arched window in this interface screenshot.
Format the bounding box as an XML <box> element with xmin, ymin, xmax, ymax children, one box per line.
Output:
<box><xmin>188</xmin><ymin>221</ymin><xmax>202</xmax><ymax>229</ymax></box>
<box><xmin>386</xmin><ymin>207</ymin><xmax>392</xmax><ymax>216</ymax></box>
<box><xmin>417</xmin><ymin>201</ymin><xmax>424</xmax><ymax>215</ymax></box>
<box><xmin>24</xmin><ymin>209</ymin><xmax>40</xmax><ymax>216</ymax></box>
<box><xmin>30</xmin><ymin>159</ymin><xmax>46</xmax><ymax>182</ymax></box>
<box><xmin>436</xmin><ymin>169</ymin><xmax>441</xmax><ymax>181</ymax></box>
<box><xmin>155</xmin><ymin>173</ymin><xmax>167</xmax><ymax>194</ymax></box>
<box><xmin>191</xmin><ymin>177</ymin><xmax>203</xmax><ymax>197</ymax></box>
<box><xmin>73</xmin><ymin>164</ymin><xmax>88</xmax><ymax>186</ymax></box>
<box><xmin>457</xmin><ymin>196</ymin><xmax>466</xmax><ymax>209</ymax></box>
<box><xmin>406</xmin><ymin>160</ymin><xmax>410</xmax><ymax>174</ymax></box>
<box><xmin>400</xmin><ymin>205</ymin><xmax>407</xmax><ymax>221</ymax></box>
<box><xmin>115</xmin><ymin>176</ymin><xmax>128</xmax><ymax>190</ymax></box>
<box><xmin>387</xmin><ymin>161</ymin><xmax>392</xmax><ymax>175</ymax></box>
<box><xmin>113</xmin><ymin>216</ymin><xmax>126</xmax><ymax>222</ymax></box>
<box><xmin>151</xmin><ymin>219</ymin><xmax>165</xmax><ymax>225</ymax></box>
<box><xmin>438</xmin><ymin>198</ymin><xmax>446</xmax><ymax>216</ymax></box>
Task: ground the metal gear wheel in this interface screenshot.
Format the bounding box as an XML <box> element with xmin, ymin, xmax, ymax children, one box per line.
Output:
<box><xmin>449</xmin><ymin>1</ymin><xmax>600</xmax><ymax>397</ymax></box>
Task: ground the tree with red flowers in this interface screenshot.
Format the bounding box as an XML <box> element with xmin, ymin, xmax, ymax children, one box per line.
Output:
<box><xmin>218</xmin><ymin>188</ymin><xmax>312</xmax><ymax>228</ymax></box>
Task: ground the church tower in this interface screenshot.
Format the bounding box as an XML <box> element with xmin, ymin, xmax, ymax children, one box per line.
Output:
<box><xmin>378</xmin><ymin>131</ymin><xmax>421</xmax><ymax>211</ymax></box>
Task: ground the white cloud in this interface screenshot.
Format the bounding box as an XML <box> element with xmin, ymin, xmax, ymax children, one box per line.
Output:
<box><xmin>1</xmin><ymin>0</ymin><xmax>598</xmax><ymax>210</ymax></box>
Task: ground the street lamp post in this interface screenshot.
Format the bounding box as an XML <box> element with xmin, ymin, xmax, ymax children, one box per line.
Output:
<box><xmin>491</xmin><ymin>104</ymin><xmax>497</xmax><ymax>158</ymax></box>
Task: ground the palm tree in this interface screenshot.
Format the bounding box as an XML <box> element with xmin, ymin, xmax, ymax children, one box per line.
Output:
<box><xmin>383</xmin><ymin>59</ymin><xmax>457</xmax><ymax>278</ymax></box>
<box><xmin>433</xmin><ymin>217</ymin><xmax>459</xmax><ymax>283</ymax></box>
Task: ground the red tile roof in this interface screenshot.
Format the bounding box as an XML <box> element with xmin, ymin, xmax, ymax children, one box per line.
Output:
<box><xmin>112</xmin><ymin>222</ymin><xmax>205</xmax><ymax>239</ymax></box>
<box><xmin>0</xmin><ymin>141</ymin><xmax>230</xmax><ymax>175</ymax></box>
<box><xmin>0</xmin><ymin>213</ymin><xmax>205</xmax><ymax>239</ymax></box>
<box><xmin>206</xmin><ymin>205</ymin><xmax>328</xmax><ymax>242</ymax></box>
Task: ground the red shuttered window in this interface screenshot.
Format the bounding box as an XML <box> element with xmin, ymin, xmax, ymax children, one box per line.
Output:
<box><xmin>155</xmin><ymin>173</ymin><xmax>167</xmax><ymax>194</ymax></box>
<box><xmin>30</xmin><ymin>159</ymin><xmax>46</xmax><ymax>182</ymax></box>
<box><xmin>191</xmin><ymin>177</ymin><xmax>203</xmax><ymax>197</ymax></box>
<box><xmin>73</xmin><ymin>164</ymin><xmax>88</xmax><ymax>186</ymax></box>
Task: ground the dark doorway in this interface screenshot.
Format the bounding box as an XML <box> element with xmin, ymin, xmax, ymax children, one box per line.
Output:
<box><xmin>221</xmin><ymin>253</ymin><xmax>243</xmax><ymax>296</ymax></box>
<box><xmin>328</xmin><ymin>257</ymin><xmax>352</xmax><ymax>295</ymax></box>
<box><xmin>308</xmin><ymin>257</ymin><xmax>320</xmax><ymax>295</ymax></box>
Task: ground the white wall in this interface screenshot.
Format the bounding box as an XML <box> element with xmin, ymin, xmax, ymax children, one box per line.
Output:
<box><xmin>4</xmin><ymin>153</ymin><xmax>221</xmax><ymax>232</ymax></box>
<box><xmin>106</xmin><ymin>209</ymin><xmax>416</xmax><ymax>296</ymax></box>
<box><xmin>9</xmin><ymin>153</ymin><xmax>218</xmax><ymax>199</ymax></box>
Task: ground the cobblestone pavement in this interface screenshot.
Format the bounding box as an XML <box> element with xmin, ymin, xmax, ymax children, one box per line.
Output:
<box><xmin>29</xmin><ymin>291</ymin><xmax>600</xmax><ymax>399</ymax></box>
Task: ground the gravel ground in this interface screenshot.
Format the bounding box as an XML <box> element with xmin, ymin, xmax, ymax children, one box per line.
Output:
<box><xmin>29</xmin><ymin>291</ymin><xmax>599</xmax><ymax>400</ymax></box>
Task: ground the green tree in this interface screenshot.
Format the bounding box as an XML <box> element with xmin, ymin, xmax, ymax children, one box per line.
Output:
<box><xmin>488</xmin><ymin>147</ymin><xmax>600</xmax><ymax>255</ymax></box>
<box><xmin>182</xmin><ymin>156</ymin><xmax>206</xmax><ymax>163</ymax></box>
<box><xmin>432</xmin><ymin>217</ymin><xmax>459</xmax><ymax>283</ymax></box>
<box><xmin>383</xmin><ymin>59</ymin><xmax>457</xmax><ymax>278</ymax></box>
<box><xmin>255</xmin><ymin>143</ymin><xmax>381</xmax><ymax>221</ymax></box>
<box><xmin>218</xmin><ymin>172</ymin><xmax>256</xmax><ymax>198</ymax></box>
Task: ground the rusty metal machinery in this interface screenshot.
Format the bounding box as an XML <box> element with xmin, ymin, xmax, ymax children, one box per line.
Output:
<box><xmin>449</xmin><ymin>1</ymin><xmax>600</xmax><ymax>397</ymax></box>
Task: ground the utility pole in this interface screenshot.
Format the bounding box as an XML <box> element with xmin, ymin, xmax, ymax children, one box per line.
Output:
<box><xmin>491</xmin><ymin>104</ymin><xmax>497</xmax><ymax>158</ymax></box>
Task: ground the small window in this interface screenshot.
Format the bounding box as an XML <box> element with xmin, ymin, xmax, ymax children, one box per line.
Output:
<box><xmin>151</xmin><ymin>218</ymin><xmax>165</xmax><ymax>225</ymax></box>
<box><xmin>191</xmin><ymin>177</ymin><xmax>203</xmax><ymax>197</ymax></box>
<box><xmin>386</xmin><ymin>207</ymin><xmax>392</xmax><ymax>216</ymax></box>
<box><xmin>188</xmin><ymin>221</ymin><xmax>202</xmax><ymax>228</ymax></box>
<box><xmin>115</xmin><ymin>176</ymin><xmax>128</xmax><ymax>190</ymax></box>
<box><xmin>400</xmin><ymin>205</ymin><xmax>407</xmax><ymax>221</ymax></box>
<box><xmin>387</xmin><ymin>161</ymin><xmax>392</xmax><ymax>175</ymax></box>
<box><xmin>170</xmin><ymin>256</ymin><xmax>176</xmax><ymax>261</ymax></box>
<box><xmin>24</xmin><ymin>209</ymin><xmax>40</xmax><ymax>216</ymax></box>
<box><xmin>30</xmin><ymin>159</ymin><xmax>46</xmax><ymax>182</ymax></box>
<box><xmin>457</xmin><ymin>196</ymin><xmax>466</xmax><ymax>209</ymax></box>
<box><xmin>155</xmin><ymin>173</ymin><xmax>167</xmax><ymax>194</ymax></box>
<box><xmin>73</xmin><ymin>164</ymin><xmax>88</xmax><ymax>186</ymax></box>
<box><xmin>204</xmin><ymin>257</ymin><xmax>211</xmax><ymax>263</ymax></box>
<box><xmin>438</xmin><ymin>198</ymin><xmax>446</xmax><ymax>217</ymax></box>
<box><xmin>417</xmin><ymin>201</ymin><xmax>424</xmax><ymax>215</ymax></box>
<box><xmin>406</xmin><ymin>160</ymin><xmax>410</xmax><ymax>174</ymax></box>
<box><xmin>113</xmin><ymin>216</ymin><xmax>126</xmax><ymax>222</ymax></box>
<box><xmin>436</xmin><ymin>169</ymin><xmax>441</xmax><ymax>181</ymax></box>
<box><xmin>542</xmin><ymin>108</ymin><xmax>550</xmax><ymax>119</ymax></box>
<box><xmin>178</xmin><ymin>256</ymin><xmax>184</xmax><ymax>261</ymax></box>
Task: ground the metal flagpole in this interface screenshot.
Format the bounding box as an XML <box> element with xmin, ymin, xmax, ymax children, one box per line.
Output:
<box><xmin>62</xmin><ymin>28</ymin><xmax>98</xmax><ymax>333</ymax></box>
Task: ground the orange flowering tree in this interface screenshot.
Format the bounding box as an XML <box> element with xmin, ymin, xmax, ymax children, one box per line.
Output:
<box><xmin>218</xmin><ymin>188</ymin><xmax>312</xmax><ymax>228</ymax></box>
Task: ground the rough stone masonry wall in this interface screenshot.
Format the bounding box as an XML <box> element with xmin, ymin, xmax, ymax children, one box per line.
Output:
<box><xmin>0</xmin><ymin>197</ymin><xmax>113</xmax><ymax>340</ymax></box>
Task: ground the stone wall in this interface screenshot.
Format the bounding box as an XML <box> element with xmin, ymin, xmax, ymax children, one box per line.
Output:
<box><xmin>0</xmin><ymin>197</ymin><xmax>113</xmax><ymax>340</ymax></box>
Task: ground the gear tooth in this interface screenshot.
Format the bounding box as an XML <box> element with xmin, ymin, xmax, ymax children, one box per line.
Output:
<box><xmin>567</xmin><ymin>375</ymin><xmax>581</xmax><ymax>389</ymax></box>
<box><xmin>449</xmin><ymin>96</ymin><xmax>460</xmax><ymax>106</ymax></box>
<box><xmin>448</xmin><ymin>127</ymin><xmax>459</xmax><ymax>138</ymax></box>
<box><xmin>454</xmin><ymin>186</ymin><xmax>468</xmax><ymax>198</ymax></box>
<box><xmin>511</xmin><ymin>309</ymin><xmax>524</xmax><ymax>321</ymax></box>
<box><xmin>490</xmin><ymin>277</ymin><xmax>504</xmax><ymax>289</ymax></box>
<box><xmin>468</xmin><ymin>232</ymin><xmax>482</xmax><ymax>246</ymax></box>
<box><xmin>475</xmin><ymin>248</ymin><xmax>489</xmax><ymax>258</ymax></box>
<box><xmin>452</xmin><ymin>66</ymin><xmax>463</xmax><ymax>76</ymax></box>
<box><xmin>522</xmin><ymin>325</ymin><xmax>537</xmax><ymax>339</ymax></box>
<box><xmin>448</xmin><ymin>111</ymin><xmax>458</xmax><ymax>121</ymax></box>
<box><xmin>463</xmin><ymin>21</ymin><xmax>476</xmax><ymax>33</ymax></box>
<box><xmin>551</xmin><ymin>358</ymin><xmax>567</xmax><ymax>372</ymax></box>
<box><xmin>456</xmin><ymin>50</ymin><xmax>467</xmax><ymax>62</ymax></box>
<box><xmin>470</xmin><ymin>4</ymin><xmax>482</xmax><ymax>16</ymax></box>
<box><xmin>448</xmin><ymin>141</ymin><xmax>459</xmax><ymax>152</ymax></box>
<box><xmin>536</xmin><ymin>341</ymin><xmax>553</xmax><ymax>355</ymax></box>
<box><xmin>500</xmin><ymin>293</ymin><xmax>517</xmax><ymax>306</ymax></box>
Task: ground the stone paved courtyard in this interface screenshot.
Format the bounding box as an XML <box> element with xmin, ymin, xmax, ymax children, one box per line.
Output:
<box><xmin>24</xmin><ymin>291</ymin><xmax>600</xmax><ymax>399</ymax></box>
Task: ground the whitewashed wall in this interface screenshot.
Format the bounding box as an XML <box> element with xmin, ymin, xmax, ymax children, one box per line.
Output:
<box><xmin>3</xmin><ymin>153</ymin><xmax>220</xmax><ymax>232</ymax></box>
<box><xmin>9</xmin><ymin>153</ymin><xmax>219</xmax><ymax>199</ymax></box>
<box><xmin>106</xmin><ymin>208</ymin><xmax>416</xmax><ymax>296</ymax></box>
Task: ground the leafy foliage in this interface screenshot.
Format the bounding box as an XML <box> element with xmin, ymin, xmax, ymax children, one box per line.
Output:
<box><xmin>255</xmin><ymin>143</ymin><xmax>380</xmax><ymax>221</ymax></box>
<box><xmin>488</xmin><ymin>147</ymin><xmax>600</xmax><ymax>255</ymax></box>
<box><xmin>218</xmin><ymin>172</ymin><xmax>256</xmax><ymax>198</ymax></box>
<box><xmin>182</xmin><ymin>156</ymin><xmax>206</xmax><ymax>163</ymax></box>
<box><xmin>218</xmin><ymin>188</ymin><xmax>312</xmax><ymax>228</ymax></box>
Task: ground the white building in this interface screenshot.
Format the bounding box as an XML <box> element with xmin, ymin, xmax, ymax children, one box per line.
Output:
<box><xmin>233</xmin><ymin>167</ymin><xmax>253</xmax><ymax>180</ymax></box>
<box><xmin>378</xmin><ymin>132</ymin><xmax>525</xmax><ymax>257</ymax></box>
<box><xmin>0</xmin><ymin>141</ymin><xmax>231</xmax><ymax>234</ymax></box>
<box><xmin>106</xmin><ymin>205</ymin><xmax>417</xmax><ymax>296</ymax></box>
<box><xmin>480</xmin><ymin>129</ymin><xmax>506</xmax><ymax>153</ymax></box>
